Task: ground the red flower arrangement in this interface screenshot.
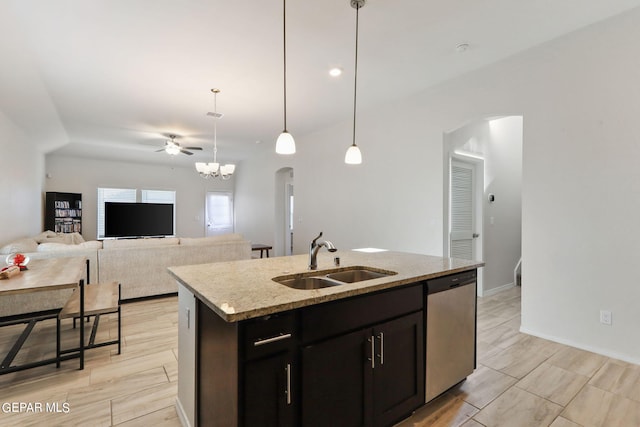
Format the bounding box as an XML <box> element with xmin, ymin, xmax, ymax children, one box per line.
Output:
<box><xmin>9</xmin><ymin>253</ymin><xmax>29</xmax><ymax>270</ymax></box>
<box><xmin>13</xmin><ymin>253</ymin><xmax>26</xmax><ymax>266</ymax></box>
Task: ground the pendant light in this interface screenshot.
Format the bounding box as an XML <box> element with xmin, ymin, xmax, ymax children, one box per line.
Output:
<box><xmin>345</xmin><ymin>0</ymin><xmax>365</xmax><ymax>165</ymax></box>
<box><xmin>275</xmin><ymin>0</ymin><xmax>296</xmax><ymax>155</ymax></box>
<box><xmin>195</xmin><ymin>89</ymin><xmax>236</xmax><ymax>180</ymax></box>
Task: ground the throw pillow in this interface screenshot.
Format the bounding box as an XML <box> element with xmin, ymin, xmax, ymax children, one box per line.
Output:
<box><xmin>0</xmin><ymin>237</ymin><xmax>39</xmax><ymax>254</ymax></box>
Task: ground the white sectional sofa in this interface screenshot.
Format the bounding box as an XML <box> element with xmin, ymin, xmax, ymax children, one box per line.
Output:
<box><xmin>0</xmin><ymin>232</ymin><xmax>252</xmax><ymax>317</ymax></box>
<box><xmin>98</xmin><ymin>236</ymin><xmax>251</xmax><ymax>300</ymax></box>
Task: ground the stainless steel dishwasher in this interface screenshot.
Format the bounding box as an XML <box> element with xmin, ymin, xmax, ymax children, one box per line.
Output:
<box><xmin>425</xmin><ymin>270</ymin><xmax>477</xmax><ymax>402</ymax></box>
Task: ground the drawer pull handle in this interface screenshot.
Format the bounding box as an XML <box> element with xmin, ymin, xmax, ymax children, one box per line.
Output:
<box><xmin>368</xmin><ymin>336</ymin><xmax>375</xmax><ymax>369</ymax></box>
<box><xmin>285</xmin><ymin>363</ymin><xmax>292</xmax><ymax>405</ymax></box>
<box><xmin>253</xmin><ymin>333</ymin><xmax>292</xmax><ymax>347</ymax></box>
<box><xmin>377</xmin><ymin>332</ymin><xmax>384</xmax><ymax>365</ymax></box>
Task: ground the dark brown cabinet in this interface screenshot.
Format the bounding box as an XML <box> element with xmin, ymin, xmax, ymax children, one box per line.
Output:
<box><xmin>372</xmin><ymin>312</ymin><xmax>424</xmax><ymax>426</ymax></box>
<box><xmin>302</xmin><ymin>327</ymin><xmax>370</xmax><ymax>427</ymax></box>
<box><xmin>44</xmin><ymin>192</ymin><xmax>82</xmax><ymax>234</ymax></box>
<box><xmin>243</xmin><ymin>352</ymin><xmax>295</xmax><ymax>427</ymax></box>
<box><xmin>241</xmin><ymin>312</ymin><xmax>296</xmax><ymax>427</ymax></box>
<box><xmin>195</xmin><ymin>283</ymin><xmax>425</xmax><ymax>427</ymax></box>
<box><xmin>301</xmin><ymin>311</ymin><xmax>424</xmax><ymax>427</ymax></box>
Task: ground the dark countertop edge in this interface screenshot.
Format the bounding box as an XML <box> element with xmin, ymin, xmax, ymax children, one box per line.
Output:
<box><xmin>169</xmin><ymin>262</ymin><xmax>483</xmax><ymax>323</ymax></box>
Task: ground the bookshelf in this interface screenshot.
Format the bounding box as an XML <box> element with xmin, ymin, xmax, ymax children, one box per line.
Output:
<box><xmin>45</xmin><ymin>192</ymin><xmax>82</xmax><ymax>234</ymax></box>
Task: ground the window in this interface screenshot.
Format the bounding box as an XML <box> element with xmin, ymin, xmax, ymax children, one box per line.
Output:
<box><xmin>141</xmin><ymin>189</ymin><xmax>176</xmax><ymax>205</ymax></box>
<box><xmin>206</xmin><ymin>191</ymin><xmax>234</xmax><ymax>236</ymax></box>
<box><xmin>97</xmin><ymin>188</ymin><xmax>176</xmax><ymax>238</ymax></box>
<box><xmin>97</xmin><ymin>188</ymin><xmax>136</xmax><ymax>239</ymax></box>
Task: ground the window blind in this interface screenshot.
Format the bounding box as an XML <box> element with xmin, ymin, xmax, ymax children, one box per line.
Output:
<box><xmin>97</xmin><ymin>188</ymin><xmax>136</xmax><ymax>238</ymax></box>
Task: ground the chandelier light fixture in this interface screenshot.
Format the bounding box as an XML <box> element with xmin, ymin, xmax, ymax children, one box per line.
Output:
<box><xmin>275</xmin><ymin>0</ymin><xmax>296</xmax><ymax>155</ymax></box>
<box><xmin>345</xmin><ymin>0</ymin><xmax>365</xmax><ymax>165</ymax></box>
<box><xmin>195</xmin><ymin>89</ymin><xmax>236</xmax><ymax>180</ymax></box>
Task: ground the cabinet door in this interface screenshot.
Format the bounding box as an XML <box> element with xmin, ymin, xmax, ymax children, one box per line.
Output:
<box><xmin>372</xmin><ymin>311</ymin><xmax>424</xmax><ymax>427</ymax></box>
<box><xmin>243</xmin><ymin>352</ymin><xmax>295</xmax><ymax>427</ymax></box>
<box><xmin>301</xmin><ymin>328</ymin><xmax>373</xmax><ymax>427</ymax></box>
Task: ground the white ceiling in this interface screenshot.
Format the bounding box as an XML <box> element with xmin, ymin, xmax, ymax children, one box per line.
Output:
<box><xmin>2</xmin><ymin>0</ymin><xmax>640</xmax><ymax>167</ymax></box>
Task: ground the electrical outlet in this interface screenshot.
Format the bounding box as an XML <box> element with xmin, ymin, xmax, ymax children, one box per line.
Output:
<box><xmin>600</xmin><ymin>310</ymin><xmax>612</xmax><ymax>326</ymax></box>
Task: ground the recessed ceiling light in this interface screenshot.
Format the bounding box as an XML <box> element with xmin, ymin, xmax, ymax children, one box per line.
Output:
<box><xmin>329</xmin><ymin>67</ymin><xmax>343</xmax><ymax>77</ymax></box>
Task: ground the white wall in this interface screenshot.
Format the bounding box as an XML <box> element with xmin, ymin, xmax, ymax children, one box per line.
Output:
<box><xmin>45</xmin><ymin>155</ymin><xmax>235</xmax><ymax>241</ymax></box>
<box><xmin>235</xmin><ymin>9</ymin><xmax>640</xmax><ymax>362</ymax></box>
<box><xmin>0</xmin><ymin>111</ymin><xmax>44</xmax><ymax>246</ymax></box>
<box><xmin>237</xmin><ymin>109</ymin><xmax>444</xmax><ymax>256</ymax></box>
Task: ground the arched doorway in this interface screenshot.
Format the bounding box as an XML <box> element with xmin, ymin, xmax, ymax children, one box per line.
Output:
<box><xmin>275</xmin><ymin>167</ymin><xmax>294</xmax><ymax>256</ymax></box>
<box><xmin>443</xmin><ymin>116</ymin><xmax>523</xmax><ymax>296</ymax></box>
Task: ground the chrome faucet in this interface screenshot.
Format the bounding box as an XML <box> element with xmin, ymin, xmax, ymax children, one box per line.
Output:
<box><xmin>309</xmin><ymin>231</ymin><xmax>337</xmax><ymax>270</ymax></box>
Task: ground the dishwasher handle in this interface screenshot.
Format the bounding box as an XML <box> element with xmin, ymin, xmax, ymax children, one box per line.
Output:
<box><xmin>427</xmin><ymin>270</ymin><xmax>477</xmax><ymax>294</ymax></box>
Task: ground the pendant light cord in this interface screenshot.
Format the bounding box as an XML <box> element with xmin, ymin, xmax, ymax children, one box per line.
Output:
<box><xmin>214</xmin><ymin>97</ymin><xmax>217</xmax><ymax>162</ymax></box>
<box><xmin>352</xmin><ymin>3</ymin><xmax>360</xmax><ymax>147</ymax></box>
<box><xmin>213</xmin><ymin>89</ymin><xmax>218</xmax><ymax>162</ymax></box>
<box><xmin>283</xmin><ymin>0</ymin><xmax>288</xmax><ymax>132</ymax></box>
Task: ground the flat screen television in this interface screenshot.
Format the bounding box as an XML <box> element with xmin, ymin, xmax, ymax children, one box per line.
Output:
<box><xmin>104</xmin><ymin>202</ymin><xmax>174</xmax><ymax>238</ymax></box>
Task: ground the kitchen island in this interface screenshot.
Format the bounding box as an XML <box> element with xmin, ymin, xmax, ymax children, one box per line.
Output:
<box><xmin>169</xmin><ymin>250</ymin><xmax>483</xmax><ymax>427</ymax></box>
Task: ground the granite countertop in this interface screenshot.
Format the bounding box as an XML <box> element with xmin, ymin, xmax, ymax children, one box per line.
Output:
<box><xmin>168</xmin><ymin>250</ymin><xmax>484</xmax><ymax>322</ymax></box>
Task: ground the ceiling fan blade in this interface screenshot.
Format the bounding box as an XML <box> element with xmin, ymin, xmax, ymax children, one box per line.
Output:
<box><xmin>184</xmin><ymin>147</ymin><xmax>203</xmax><ymax>150</ymax></box>
<box><xmin>155</xmin><ymin>148</ymin><xmax>166</xmax><ymax>152</ymax></box>
<box><xmin>181</xmin><ymin>150</ymin><xmax>194</xmax><ymax>155</ymax></box>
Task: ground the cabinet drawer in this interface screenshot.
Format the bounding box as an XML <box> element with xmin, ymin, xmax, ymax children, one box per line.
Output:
<box><xmin>301</xmin><ymin>283</ymin><xmax>424</xmax><ymax>344</ymax></box>
<box><xmin>242</xmin><ymin>312</ymin><xmax>296</xmax><ymax>360</ymax></box>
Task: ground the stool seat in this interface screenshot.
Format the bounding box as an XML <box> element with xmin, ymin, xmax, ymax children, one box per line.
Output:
<box><xmin>60</xmin><ymin>282</ymin><xmax>119</xmax><ymax>318</ymax></box>
<box><xmin>57</xmin><ymin>281</ymin><xmax>122</xmax><ymax>368</ymax></box>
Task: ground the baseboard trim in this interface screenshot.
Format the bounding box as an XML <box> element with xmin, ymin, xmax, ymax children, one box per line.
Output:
<box><xmin>175</xmin><ymin>397</ymin><xmax>192</xmax><ymax>427</ymax></box>
<box><xmin>519</xmin><ymin>326</ymin><xmax>640</xmax><ymax>366</ymax></box>
<box><xmin>481</xmin><ymin>282</ymin><xmax>515</xmax><ymax>297</ymax></box>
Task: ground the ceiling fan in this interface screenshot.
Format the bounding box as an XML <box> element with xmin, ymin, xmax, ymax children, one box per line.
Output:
<box><xmin>156</xmin><ymin>135</ymin><xmax>203</xmax><ymax>156</ymax></box>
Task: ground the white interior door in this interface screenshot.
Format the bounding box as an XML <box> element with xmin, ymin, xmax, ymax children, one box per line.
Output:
<box><xmin>205</xmin><ymin>191</ymin><xmax>234</xmax><ymax>236</ymax></box>
<box><xmin>450</xmin><ymin>160</ymin><xmax>477</xmax><ymax>260</ymax></box>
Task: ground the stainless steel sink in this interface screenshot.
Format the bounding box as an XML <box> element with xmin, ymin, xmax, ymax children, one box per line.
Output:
<box><xmin>276</xmin><ymin>276</ymin><xmax>342</xmax><ymax>290</ymax></box>
<box><xmin>325</xmin><ymin>269</ymin><xmax>391</xmax><ymax>283</ymax></box>
<box><xmin>273</xmin><ymin>266</ymin><xmax>397</xmax><ymax>290</ymax></box>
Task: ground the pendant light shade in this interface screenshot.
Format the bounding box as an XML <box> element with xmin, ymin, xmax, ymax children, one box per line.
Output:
<box><xmin>276</xmin><ymin>130</ymin><xmax>296</xmax><ymax>155</ymax></box>
<box><xmin>345</xmin><ymin>144</ymin><xmax>362</xmax><ymax>164</ymax></box>
<box><xmin>276</xmin><ymin>0</ymin><xmax>296</xmax><ymax>155</ymax></box>
<box><xmin>345</xmin><ymin>0</ymin><xmax>365</xmax><ymax>165</ymax></box>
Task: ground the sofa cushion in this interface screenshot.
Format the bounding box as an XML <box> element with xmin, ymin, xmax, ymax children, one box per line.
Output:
<box><xmin>35</xmin><ymin>231</ymin><xmax>85</xmax><ymax>245</ymax></box>
<box><xmin>37</xmin><ymin>241</ymin><xmax>103</xmax><ymax>252</ymax></box>
<box><xmin>0</xmin><ymin>237</ymin><xmax>39</xmax><ymax>254</ymax></box>
<box><xmin>79</xmin><ymin>240</ymin><xmax>102</xmax><ymax>249</ymax></box>
<box><xmin>102</xmin><ymin>237</ymin><xmax>180</xmax><ymax>249</ymax></box>
<box><xmin>69</xmin><ymin>232</ymin><xmax>86</xmax><ymax>244</ymax></box>
<box><xmin>179</xmin><ymin>234</ymin><xmax>244</xmax><ymax>246</ymax></box>
<box><xmin>35</xmin><ymin>230</ymin><xmax>58</xmax><ymax>242</ymax></box>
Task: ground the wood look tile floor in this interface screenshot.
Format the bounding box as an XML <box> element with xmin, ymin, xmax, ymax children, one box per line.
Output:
<box><xmin>1</xmin><ymin>286</ymin><xmax>639</xmax><ymax>426</ymax></box>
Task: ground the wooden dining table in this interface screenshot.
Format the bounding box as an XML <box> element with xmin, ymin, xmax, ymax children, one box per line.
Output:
<box><xmin>0</xmin><ymin>256</ymin><xmax>88</xmax><ymax>374</ymax></box>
